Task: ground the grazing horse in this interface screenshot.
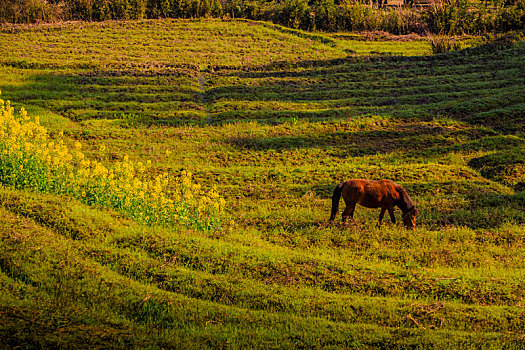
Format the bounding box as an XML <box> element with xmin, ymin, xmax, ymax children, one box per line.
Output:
<box><xmin>329</xmin><ymin>179</ymin><xmax>418</xmax><ymax>229</ymax></box>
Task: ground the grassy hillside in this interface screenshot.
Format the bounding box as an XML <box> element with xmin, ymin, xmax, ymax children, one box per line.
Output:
<box><xmin>1</xmin><ymin>19</ymin><xmax>525</xmax><ymax>349</ymax></box>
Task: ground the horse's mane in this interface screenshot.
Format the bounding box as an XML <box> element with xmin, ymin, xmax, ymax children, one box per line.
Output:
<box><xmin>396</xmin><ymin>185</ymin><xmax>415</xmax><ymax>211</ymax></box>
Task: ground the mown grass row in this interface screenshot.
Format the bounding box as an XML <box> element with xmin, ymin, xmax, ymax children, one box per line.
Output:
<box><xmin>1</xmin><ymin>20</ymin><xmax>431</xmax><ymax>124</ymax></box>
<box><xmin>4</xmin><ymin>34</ymin><xmax>522</xmax><ymax>228</ymax></box>
<box><xmin>1</xmin><ymin>189</ymin><xmax>524</xmax><ymax>349</ymax></box>
<box><xmin>4</xmin><ymin>21</ymin><xmax>522</xmax><ymax>129</ymax></box>
<box><xmin>3</xmin><ymin>20</ymin><xmax>347</xmax><ymax>68</ymax></box>
<box><xmin>206</xmin><ymin>43</ymin><xmax>525</xmax><ymax>126</ymax></box>
<box><xmin>2</xmin><ymin>189</ymin><xmax>524</xmax><ymax>305</ymax></box>
<box><xmin>1</xmin><ymin>19</ymin><xmax>525</xmax><ymax>348</ymax></box>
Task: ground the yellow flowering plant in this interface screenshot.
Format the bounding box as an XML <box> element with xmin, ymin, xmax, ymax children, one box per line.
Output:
<box><xmin>0</xmin><ymin>98</ymin><xmax>226</xmax><ymax>231</ymax></box>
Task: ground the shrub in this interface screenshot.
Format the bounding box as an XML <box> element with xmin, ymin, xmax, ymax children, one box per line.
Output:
<box><xmin>422</xmin><ymin>0</ymin><xmax>472</xmax><ymax>35</ymax></box>
<box><xmin>337</xmin><ymin>2</ymin><xmax>381</xmax><ymax>32</ymax></box>
<box><xmin>0</xmin><ymin>0</ymin><xmax>65</xmax><ymax>23</ymax></box>
<box><xmin>495</xmin><ymin>0</ymin><xmax>525</xmax><ymax>31</ymax></box>
<box><xmin>423</xmin><ymin>0</ymin><xmax>525</xmax><ymax>35</ymax></box>
<box><xmin>1</xmin><ymin>0</ymin><xmax>524</xmax><ymax>38</ymax></box>
<box><xmin>275</xmin><ymin>0</ymin><xmax>309</xmax><ymax>29</ymax></box>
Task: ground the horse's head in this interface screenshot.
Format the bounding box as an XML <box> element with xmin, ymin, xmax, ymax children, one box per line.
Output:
<box><xmin>402</xmin><ymin>207</ymin><xmax>418</xmax><ymax>229</ymax></box>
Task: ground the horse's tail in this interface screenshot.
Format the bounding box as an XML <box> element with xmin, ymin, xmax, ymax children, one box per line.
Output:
<box><xmin>329</xmin><ymin>183</ymin><xmax>344</xmax><ymax>221</ymax></box>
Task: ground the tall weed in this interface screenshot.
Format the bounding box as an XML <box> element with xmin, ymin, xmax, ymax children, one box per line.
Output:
<box><xmin>429</xmin><ymin>35</ymin><xmax>462</xmax><ymax>54</ymax></box>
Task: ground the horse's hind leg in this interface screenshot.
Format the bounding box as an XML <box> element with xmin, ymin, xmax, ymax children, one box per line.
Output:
<box><xmin>342</xmin><ymin>202</ymin><xmax>356</xmax><ymax>223</ymax></box>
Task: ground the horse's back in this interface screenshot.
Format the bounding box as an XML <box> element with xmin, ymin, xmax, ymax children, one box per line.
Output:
<box><xmin>343</xmin><ymin>179</ymin><xmax>370</xmax><ymax>195</ymax></box>
<box><xmin>345</xmin><ymin>179</ymin><xmax>396</xmax><ymax>192</ymax></box>
<box><xmin>344</xmin><ymin>178</ymin><xmax>367</xmax><ymax>188</ymax></box>
<box><xmin>342</xmin><ymin>179</ymin><xmax>399</xmax><ymax>207</ymax></box>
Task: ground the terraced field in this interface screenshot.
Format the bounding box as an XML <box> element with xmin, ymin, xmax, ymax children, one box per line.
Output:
<box><xmin>1</xmin><ymin>19</ymin><xmax>524</xmax><ymax>348</ymax></box>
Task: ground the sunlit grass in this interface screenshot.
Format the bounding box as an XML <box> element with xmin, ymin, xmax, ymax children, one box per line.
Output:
<box><xmin>0</xmin><ymin>19</ymin><xmax>524</xmax><ymax>349</ymax></box>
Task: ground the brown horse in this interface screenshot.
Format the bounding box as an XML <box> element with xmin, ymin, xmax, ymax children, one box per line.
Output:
<box><xmin>329</xmin><ymin>179</ymin><xmax>418</xmax><ymax>229</ymax></box>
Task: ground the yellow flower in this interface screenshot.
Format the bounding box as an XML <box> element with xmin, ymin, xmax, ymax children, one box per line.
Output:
<box><xmin>0</xmin><ymin>99</ymin><xmax>227</xmax><ymax>230</ymax></box>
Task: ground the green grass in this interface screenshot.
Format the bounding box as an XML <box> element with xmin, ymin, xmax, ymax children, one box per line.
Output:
<box><xmin>1</xmin><ymin>19</ymin><xmax>525</xmax><ymax>349</ymax></box>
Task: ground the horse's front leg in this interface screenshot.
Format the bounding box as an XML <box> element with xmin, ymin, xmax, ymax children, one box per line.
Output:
<box><xmin>377</xmin><ymin>207</ymin><xmax>386</xmax><ymax>227</ymax></box>
<box><xmin>387</xmin><ymin>206</ymin><xmax>396</xmax><ymax>224</ymax></box>
<box><xmin>342</xmin><ymin>202</ymin><xmax>356</xmax><ymax>223</ymax></box>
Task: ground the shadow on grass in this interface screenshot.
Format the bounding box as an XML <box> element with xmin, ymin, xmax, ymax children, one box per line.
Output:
<box><xmin>1</xmin><ymin>68</ymin><xmax>206</xmax><ymax>123</ymax></box>
<box><xmin>207</xmin><ymin>42</ymin><xmax>525</xmax><ymax>128</ymax></box>
<box><xmin>227</xmin><ymin>123</ymin><xmax>491</xmax><ymax>154</ymax></box>
<box><xmin>432</xmin><ymin>191</ymin><xmax>525</xmax><ymax>229</ymax></box>
<box><xmin>0</xmin><ymin>305</ymin><xmax>142</xmax><ymax>350</ymax></box>
<box><xmin>1</xmin><ymin>41</ymin><xmax>523</xmax><ymax>129</ymax></box>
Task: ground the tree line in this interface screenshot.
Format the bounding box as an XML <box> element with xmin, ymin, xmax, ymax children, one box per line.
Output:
<box><xmin>0</xmin><ymin>0</ymin><xmax>524</xmax><ymax>35</ymax></box>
